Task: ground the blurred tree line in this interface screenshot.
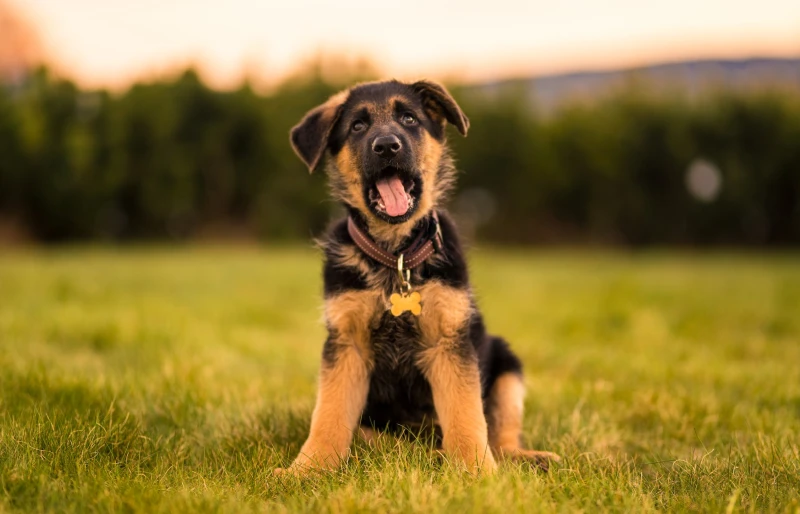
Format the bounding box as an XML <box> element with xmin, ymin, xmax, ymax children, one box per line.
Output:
<box><xmin>0</xmin><ymin>64</ymin><xmax>798</xmax><ymax>245</ymax></box>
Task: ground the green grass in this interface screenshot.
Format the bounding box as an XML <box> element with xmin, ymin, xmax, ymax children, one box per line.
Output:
<box><xmin>1</xmin><ymin>247</ymin><xmax>799</xmax><ymax>513</ymax></box>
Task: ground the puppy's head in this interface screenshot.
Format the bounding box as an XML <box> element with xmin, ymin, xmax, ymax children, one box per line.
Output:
<box><xmin>290</xmin><ymin>80</ymin><xmax>468</xmax><ymax>227</ymax></box>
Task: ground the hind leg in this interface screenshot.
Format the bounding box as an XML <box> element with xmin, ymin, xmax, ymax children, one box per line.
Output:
<box><xmin>486</xmin><ymin>372</ymin><xmax>561</xmax><ymax>471</ymax></box>
<box><xmin>357</xmin><ymin>425</ymin><xmax>380</xmax><ymax>445</ymax></box>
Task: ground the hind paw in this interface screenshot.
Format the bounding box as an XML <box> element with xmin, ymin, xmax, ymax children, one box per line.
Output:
<box><xmin>498</xmin><ymin>448</ymin><xmax>561</xmax><ymax>472</ymax></box>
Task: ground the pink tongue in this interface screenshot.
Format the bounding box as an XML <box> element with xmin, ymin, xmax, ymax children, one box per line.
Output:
<box><xmin>375</xmin><ymin>176</ymin><xmax>409</xmax><ymax>216</ymax></box>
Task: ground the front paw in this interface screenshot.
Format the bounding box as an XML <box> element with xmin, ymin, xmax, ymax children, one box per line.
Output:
<box><xmin>272</xmin><ymin>462</ymin><xmax>318</xmax><ymax>479</ymax></box>
<box><xmin>445</xmin><ymin>443</ymin><xmax>498</xmax><ymax>475</ymax></box>
<box><xmin>272</xmin><ymin>465</ymin><xmax>307</xmax><ymax>478</ymax></box>
<box><xmin>273</xmin><ymin>450</ymin><xmax>342</xmax><ymax>478</ymax></box>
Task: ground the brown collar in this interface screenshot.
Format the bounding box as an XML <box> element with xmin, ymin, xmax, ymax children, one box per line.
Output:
<box><xmin>347</xmin><ymin>213</ymin><xmax>443</xmax><ymax>270</ymax></box>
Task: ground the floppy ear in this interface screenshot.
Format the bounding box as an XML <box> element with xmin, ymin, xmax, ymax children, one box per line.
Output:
<box><xmin>290</xmin><ymin>91</ymin><xmax>348</xmax><ymax>172</ymax></box>
<box><xmin>412</xmin><ymin>80</ymin><xmax>469</xmax><ymax>136</ymax></box>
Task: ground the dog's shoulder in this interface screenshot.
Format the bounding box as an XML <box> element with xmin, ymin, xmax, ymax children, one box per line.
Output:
<box><xmin>318</xmin><ymin>216</ymin><xmax>350</xmax><ymax>252</ymax></box>
<box><xmin>319</xmin><ymin>217</ymin><xmax>371</xmax><ymax>297</ymax></box>
<box><xmin>421</xmin><ymin>210</ymin><xmax>469</xmax><ymax>289</ymax></box>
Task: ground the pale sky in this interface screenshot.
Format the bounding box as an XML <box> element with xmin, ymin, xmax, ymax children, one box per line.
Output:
<box><xmin>11</xmin><ymin>0</ymin><xmax>800</xmax><ymax>89</ymax></box>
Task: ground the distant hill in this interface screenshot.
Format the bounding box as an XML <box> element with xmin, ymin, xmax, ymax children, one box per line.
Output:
<box><xmin>471</xmin><ymin>58</ymin><xmax>800</xmax><ymax>109</ymax></box>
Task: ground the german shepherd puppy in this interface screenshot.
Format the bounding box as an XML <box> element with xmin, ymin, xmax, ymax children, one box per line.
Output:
<box><xmin>282</xmin><ymin>80</ymin><xmax>560</xmax><ymax>475</ymax></box>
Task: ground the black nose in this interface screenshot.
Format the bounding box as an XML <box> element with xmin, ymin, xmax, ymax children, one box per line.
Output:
<box><xmin>372</xmin><ymin>135</ymin><xmax>402</xmax><ymax>157</ymax></box>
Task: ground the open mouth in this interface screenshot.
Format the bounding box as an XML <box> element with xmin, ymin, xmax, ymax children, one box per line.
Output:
<box><xmin>366</xmin><ymin>167</ymin><xmax>420</xmax><ymax>223</ymax></box>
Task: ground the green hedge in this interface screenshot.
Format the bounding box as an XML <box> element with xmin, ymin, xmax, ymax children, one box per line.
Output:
<box><xmin>1</xmin><ymin>67</ymin><xmax>798</xmax><ymax>245</ymax></box>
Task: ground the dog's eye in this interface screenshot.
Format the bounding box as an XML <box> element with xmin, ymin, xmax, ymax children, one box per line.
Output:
<box><xmin>400</xmin><ymin>113</ymin><xmax>417</xmax><ymax>126</ymax></box>
<box><xmin>351</xmin><ymin>120</ymin><xmax>367</xmax><ymax>133</ymax></box>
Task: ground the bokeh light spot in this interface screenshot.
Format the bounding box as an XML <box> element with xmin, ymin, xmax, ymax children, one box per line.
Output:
<box><xmin>685</xmin><ymin>158</ymin><xmax>722</xmax><ymax>203</ymax></box>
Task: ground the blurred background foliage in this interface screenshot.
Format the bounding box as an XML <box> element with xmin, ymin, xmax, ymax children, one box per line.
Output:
<box><xmin>1</xmin><ymin>63</ymin><xmax>798</xmax><ymax>246</ymax></box>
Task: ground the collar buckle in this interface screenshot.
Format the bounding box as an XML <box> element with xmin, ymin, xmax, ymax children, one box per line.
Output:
<box><xmin>397</xmin><ymin>253</ymin><xmax>412</xmax><ymax>292</ymax></box>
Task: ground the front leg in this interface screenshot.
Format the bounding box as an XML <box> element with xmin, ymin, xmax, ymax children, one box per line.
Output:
<box><xmin>281</xmin><ymin>291</ymin><xmax>377</xmax><ymax>475</ymax></box>
<box><xmin>284</xmin><ymin>343</ymin><xmax>370</xmax><ymax>474</ymax></box>
<box><xmin>417</xmin><ymin>282</ymin><xmax>497</xmax><ymax>474</ymax></box>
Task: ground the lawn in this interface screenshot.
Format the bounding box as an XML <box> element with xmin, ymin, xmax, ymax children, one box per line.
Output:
<box><xmin>0</xmin><ymin>247</ymin><xmax>799</xmax><ymax>513</ymax></box>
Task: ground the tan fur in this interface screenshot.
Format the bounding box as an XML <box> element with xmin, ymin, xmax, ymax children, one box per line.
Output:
<box><xmin>284</xmin><ymin>345</ymin><xmax>371</xmax><ymax>473</ymax></box>
<box><xmin>487</xmin><ymin>372</ymin><xmax>525</xmax><ymax>450</ymax></box>
<box><xmin>333</xmin><ymin>145</ymin><xmax>371</xmax><ymax>215</ymax></box>
<box><xmin>413</xmin><ymin>281</ymin><xmax>495</xmax><ymax>473</ymax></box>
<box><xmin>417</xmin><ymin>281</ymin><xmax>473</xmax><ymax>348</ymax></box>
<box><xmin>417</xmin><ymin>345</ymin><xmax>496</xmax><ymax>473</ymax></box>
<box><xmin>347</xmin><ymin>101</ymin><xmax>381</xmax><ymax>120</ymax></box>
<box><xmin>486</xmin><ymin>372</ymin><xmax>562</xmax><ymax>468</ymax></box>
<box><xmin>364</xmin><ymin>216</ymin><xmax>419</xmax><ymax>250</ymax></box>
<box><xmin>324</xmin><ymin>289</ymin><xmax>382</xmax><ymax>356</ymax></box>
<box><xmin>420</xmin><ymin>132</ymin><xmax>444</xmax><ymax>179</ymax></box>
<box><xmin>418</xmin><ymin>130</ymin><xmax>448</xmax><ymax>210</ymax></box>
<box><xmin>388</xmin><ymin>95</ymin><xmax>405</xmax><ymax>108</ymax></box>
<box><xmin>357</xmin><ymin>425</ymin><xmax>377</xmax><ymax>444</ymax></box>
<box><xmin>423</xmin><ymin>98</ymin><xmax>446</xmax><ymax>124</ymax></box>
<box><xmin>280</xmin><ymin>290</ymin><xmax>381</xmax><ymax>474</ymax></box>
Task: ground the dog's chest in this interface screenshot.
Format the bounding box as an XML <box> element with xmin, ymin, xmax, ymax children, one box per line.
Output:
<box><xmin>369</xmin><ymin>310</ymin><xmax>423</xmax><ymax>375</ymax></box>
<box><xmin>366</xmin><ymin>310</ymin><xmax>432</xmax><ymax>407</ymax></box>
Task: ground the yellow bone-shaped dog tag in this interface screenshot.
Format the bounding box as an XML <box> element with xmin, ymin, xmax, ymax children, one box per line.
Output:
<box><xmin>390</xmin><ymin>291</ymin><xmax>422</xmax><ymax>316</ymax></box>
